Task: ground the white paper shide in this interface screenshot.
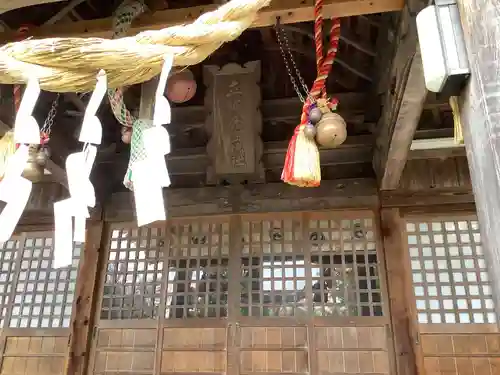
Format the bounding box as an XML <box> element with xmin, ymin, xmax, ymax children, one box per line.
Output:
<box><xmin>133</xmin><ymin>54</ymin><xmax>173</xmax><ymax>227</ymax></box>
<box><xmin>0</xmin><ymin>77</ymin><xmax>41</xmax><ymax>243</ymax></box>
<box><xmin>53</xmin><ymin>71</ymin><xmax>106</xmax><ymax>268</ymax></box>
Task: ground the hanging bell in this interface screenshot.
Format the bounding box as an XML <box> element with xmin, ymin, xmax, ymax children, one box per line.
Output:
<box><xmin>315</xmin><ymin>112</ymin><xmax>347</xmax><ymax>148</ymax></box>
<box><xmin>303</xmin><ymin>123</ymin><xmax>317</xmax><ymax>139</ymax></box>
<box><xmin>22</xmin><ymin>146</ymin><xmax>44</xmax><ymax>182</ymax></box>
<box><xmin>309</xmin><ymin>107</ymin><xmax>323</xmax><ymax>125</ymax></box>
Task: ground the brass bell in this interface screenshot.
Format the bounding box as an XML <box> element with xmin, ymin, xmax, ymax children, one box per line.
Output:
<box><xmin>315</xmin><ymin>112</ymin><xmax>347</xmax><ymax>148</ymax></box>
<box><xmin>309</xmin><ymin>107</ymin><xmax>323</xmax><ymax>125</ymax></box>
<box><xmin>303</xmin><ymin>123</ymin><xmax>317</xmax><ymax>140</ymax></box>
<box><xmin>22</xmin><ymin>146</ymin><xmax>44</xmax><ymax>182</ymax></box>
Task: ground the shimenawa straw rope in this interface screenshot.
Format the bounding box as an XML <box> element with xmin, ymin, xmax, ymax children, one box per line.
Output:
<box><xmin>0</xmin><ymin>0</ymin><xmax>270</xmax><ymax>92</ymax></box>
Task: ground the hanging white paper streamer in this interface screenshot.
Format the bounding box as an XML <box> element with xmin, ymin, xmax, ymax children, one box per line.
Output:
<box><xmin>0</xmin><ymin>77</ymin><xmax>42</xmax><ymax>243</ymax></box>
<box><xmin>0</xmin><ymin>146</ymin><xmax>32</xmax><ymax>242</ymax></box>
<box><xmin>14</xmin><ymin>77</ymin><xmax>41</xmax><ymax>145</ymax></box>
<box><xmin>133</xmin><ymin>54</ymin><xmax>174</xmax><ymax>227</ymax></box>
<box><xmin>53</xmin><ymin>72</ymin><xmax>104</xmax><ymax>268</ymax></box>
<box><xmin>80</xmin><ymin>70</ymin><xmax>106</xmax><ymax>145</ymax></box>
<box><xmin>0</xmin><ymin>177</ymin><xmax>32</xmax><ymax>242</ymax></box>
<box><xmin>153</xmin><ymin>54</ymin><xmax>174</xmax><ymax>127</ymax></box>
<box><xmin>143</xmin><ymin>127</ymin><xmax>171</xmax><ymax>187</ymax></box>
<box><xmin>133</xmin><ymin>159</ymin><xmax>166</xmax><ymax>226</ymax></box>
<box><xmin>53</xmin><ymin>199</ymin><xmax>74</xmax><ymax>269</ymax></box>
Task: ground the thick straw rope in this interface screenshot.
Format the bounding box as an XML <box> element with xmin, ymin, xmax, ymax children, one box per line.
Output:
<box><xmin>0</xmin><ymin>0</ymin><xmax>270</xmax><ymax>92</ymax></box>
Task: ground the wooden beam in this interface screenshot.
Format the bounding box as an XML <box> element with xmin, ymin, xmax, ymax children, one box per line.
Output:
<box><xmin>14</xmin><ymin>181</ymin><xmax>102</xmax><ymax>227</ymax></box>
<box><xmin>0</xmin><ymin>0</ymin><xmax>64</xmax><ymax>14</ymax></box>
<box><xmin>457</xmin><ymin>0</ymin><xmax>500</xmax><ymax>319</ymax></box>
<box><xmin>380</xmin><ymin>189</ymin><xmax>475</xmax><ymax>208</ymax></box>
<box><xmin>0</xmin><ymin>0</ymin><xmax>404</xmax><ymax>42</ymax></box>
<box><xmin>64</xmin><ymin>221</ymin><xmax>104</xmax><ymax>375</ymax></box>
<box><xmin>101</xmin><ymin>135</ymin><xmax>374</xmax><ymax>177</ymax></box>
<box><xmin>373</xmin><ymin>3</ymin><xmax>427</xmax><ymax>190</ymax></box>
<box><xmin>44</xmin><ymin>0</ymin><xmax>86</xmax><ymax>25</ymax></box>
<box><xmin>379</xmin><ymin>208</ymin><xmax>419</xmax><ymax>375</ymax></box>
<box><xmin>105</xmin><ymin>178</ymin><xmax>379</xmax><ymax>221</ymax></box>
<box><xmin>104</xmin><ymin>175</ymin><xmax>478</xmax><ymax>221</ymax></box>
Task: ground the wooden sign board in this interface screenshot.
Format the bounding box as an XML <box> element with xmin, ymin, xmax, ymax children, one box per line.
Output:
<box><xmin>204</xmin><ymin>61</ymin><xmax>264</xmax><ymax>184</ymax></box>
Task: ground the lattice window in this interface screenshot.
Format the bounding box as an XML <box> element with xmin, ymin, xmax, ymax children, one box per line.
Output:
<box><xmin>407</xmin><ymin>218</ymin><xmax>497</xmax><ymax>324</ymax></box>
<box><xmin>10</xmin><ymin>235</ymin><xmax>81</xmax><ymax>328</ymax></box>
<box><xmin>0</xmin><ymin>238</ymin><xmax>19</xmax><ymax>327</ymax></box>
<box><xmin>308</xmin><ymin>217</ymin><xmax>382</xmax><ymax>317</ymax></box>
<box><xmin>101</xmin><ymin>227</ymin><xmax>164</xmax><ymax>320</ymax></box>
<box><xmin>165</xmin><ymin>220</ymin><xmax>229</xmax><ymax>318</ymax></box>
<box><xmin>240</xmin><ymin>218</ymin><xmax>306</xmax><ymax>317</ymax></box>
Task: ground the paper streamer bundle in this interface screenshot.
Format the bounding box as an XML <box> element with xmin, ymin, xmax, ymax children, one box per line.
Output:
<box><xmin>0</xmin><ymin>77</ymin><xmax>41</xmax><ymax>243</ymax></box>
<box><xmin>53</xmin><ymin>71</ymin><xmax>105</xmax><ymax>268</ymax></box>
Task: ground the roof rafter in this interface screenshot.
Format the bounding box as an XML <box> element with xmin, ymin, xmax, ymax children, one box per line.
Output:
<box><xmin>0</xmin><ymin>0</ymin><xmax>403</xmax><ymax>42</ymax></box>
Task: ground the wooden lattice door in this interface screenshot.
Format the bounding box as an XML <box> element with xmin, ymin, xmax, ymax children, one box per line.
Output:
<box><xmin>235</xmin><ymin>211</ymin><xmax>391</xmax><ymax>375</ymax></box>
<box><xmin>91</xmin><ymin>211</ymin><xmax>393</xmax><ymax>375</ymax></box>
<box><xmin>90</xmin><ymin>224</ymin><xmax>166</xmax><ymax>375</ymax></box>
<box><xmin>160</xmin><ymin>217</ymin><xmax>232</xmax><ymax>375</ymax></box>
<box><xmin>404</xmin><ymin>215</ymin><xmax>500</xmax><ymax>375</ymax></box>
<box><xmin>0</xmin><ymin>231</ymin><xmax>81</xmax><ymax>375</ymax></box>
<box><xmin>90</xmin><ymin>218</ymin><xmax>233</xmax><ymax>375</ymax></box>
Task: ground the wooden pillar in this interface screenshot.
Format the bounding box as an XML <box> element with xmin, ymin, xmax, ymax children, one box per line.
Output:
<box><xmin>65</xmin><ymin>221</ymin><xmax>105</xmax><ymax>375</ymax></box>
<box><xmin>379</xmin><ymin>209</ymin><xmax>420</xmax><ymax>375</ymax></box>
<box><xmin>373</xmin><ymin>0</ymin><xmax>428</xmax><ymax>190</ymax></box>
<box><xmin>457</xmin><ymin>0</ymin><xmax>500</xmax><ymax>318</ymax></box>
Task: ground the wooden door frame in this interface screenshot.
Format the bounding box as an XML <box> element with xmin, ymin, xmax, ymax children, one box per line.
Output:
<box><xmin>380</xmin><ymin>208</ymin><xmax>423</xmax><ymax>375</ymax></box>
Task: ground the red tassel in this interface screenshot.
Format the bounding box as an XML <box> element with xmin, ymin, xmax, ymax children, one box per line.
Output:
<box><xmin>282</xmin><ymin>107</ymin><xmax>321</xmax><ymax>187</ymax></box>
<box><xmin>281</xmin><ymin>10</ymin><xmax>341</xmax><ymax>187</ymax></box>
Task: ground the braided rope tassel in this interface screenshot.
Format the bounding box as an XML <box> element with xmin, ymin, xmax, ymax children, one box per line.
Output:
<box><xmin>106</xmin><ymin>0</ymin><xmax>152</xmax><ymax>190</ymax></box>
<box><xmin>281</xmin><ymin>0</ymin><xmax>341</xmax><ymax>187</ymax></box>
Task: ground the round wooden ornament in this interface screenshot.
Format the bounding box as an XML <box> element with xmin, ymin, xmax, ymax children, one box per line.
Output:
<box><xmin>166</xmin><ymin>69</ymin><xmax>197</xmax><ymax>103</ymax></box>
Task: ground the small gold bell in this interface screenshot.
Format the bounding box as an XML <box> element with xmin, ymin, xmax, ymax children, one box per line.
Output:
<box><xmin>309</xmin><ymin>107</ymin><xmax>323</xmax><ymax>125</ymax></box>
<box><xmin>315</xmin><ymin>112</ymin><xmax>347</xmax><ymax>148</ymax></box>
<box><xmin>303</xmin><ymin>123</ymin><xmax>317</xmax><ymax>139</ymax></box>
<box><xmin>23</xmin><ymin>147</ymin><xmax>44</xmax><ymax>182</ymax></box>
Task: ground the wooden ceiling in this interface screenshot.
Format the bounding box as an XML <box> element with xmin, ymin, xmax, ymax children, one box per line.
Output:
<box><xmin>0</xmin><ymin>0</ymin><xmax>456</xmax><ymax>199</ymax></box>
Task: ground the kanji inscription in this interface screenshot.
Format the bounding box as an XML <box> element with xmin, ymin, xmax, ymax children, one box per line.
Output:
<box><xmin>204</xmin><ymin>62</ymin><xmax>263</xmax><ymax>183</ymax></box>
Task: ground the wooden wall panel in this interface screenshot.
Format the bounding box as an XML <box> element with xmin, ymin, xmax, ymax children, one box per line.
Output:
<box><xmin>420</xmin><ymin>332</ymin><xmax>500</xmax><ymax>375</ymax></box>
<box><xmin>1</xmin><ymin>336</ymin><xmax>67</xmax><ymax>375</ymax></box>
<box><xmin>315</xmin><ymin>326</ymin><xmax>391</xmax><ymax>374</ymax></box>
<box><xmin>161</xmin><ymin>327</ymin><xmax>227</xmax><ymax>374</ymax></box>
<box><xmin>239</xmin><ymin>326</ymin><xmax>308</xmax><ymax>375</ymax></box>
<box><xmin>400</xmin><ymin>157</ymin><xmax>471</xmax><ymax>191</ymax></box>
<box><xmin>93</xmin><ymin>328</ymin><xmax>156</xmax><ymax>375</ymax></box>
